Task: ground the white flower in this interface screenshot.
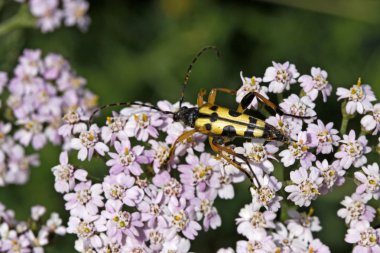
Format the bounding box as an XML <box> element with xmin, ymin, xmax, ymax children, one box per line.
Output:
<box><xmin>337</xmin><ymin>193</ymin><xmax>375</xmax><ymax>225</ymax></box>
<box><xmin>307</xmin><ymin>120</ymin><xmax>340</xmax><ymax>154</ymax></box>
<box><xmin>236</xmin><ymin>202</ymin><xmax>276</xmax><ymax>238</ymax></box>
<box><xmin>360</xmin><ymin>103</ymin><xmax>380</xmax><ymax>134</ymax></box>
<box><xmin>298</xmin><ymin>67</ymin><xmax>332</xmax><ymax>102</ymax></box>
<box><xmin>263</xmin><ymin>61</ymin><xmax>299</xmax><ymax>93</ymax></box>
<box><xmin>286</xmin><ymin>209</ymin><xmax>321</xmax><ymax>243</ymax></box>
<box><xmin>236</xmin><ymin>72</ymin><xmax>267</xmax><ymax>110</ymax></box>
<box><xmin>355</xmin><ymin>163</ymin><xmax>380</xmax><ymax>200</ymax></box>
<box><xmin>285</xmin><ymin>167</ymin><xmax>323</xmax><ymax>207</ymax></box>
<box><xmin>335</xmin><ymin>130</ymin><xmax>371</xmax><ymax>169</ymax></box>
<box><xmin>336</xmin><ymin>80</ymin><xmax>376</xmax><ymax>115</ymax></box>
<box><xmin>71</xmin><ymin>124</ymin><xmax>109</xmax><ymax>161</ymax></box>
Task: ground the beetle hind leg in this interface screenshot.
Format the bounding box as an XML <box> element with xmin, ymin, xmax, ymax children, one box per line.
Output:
<box><xmin>209</xmin><ymin>137</ymin><xmax>261</xmax><ymax>188</ymax></box>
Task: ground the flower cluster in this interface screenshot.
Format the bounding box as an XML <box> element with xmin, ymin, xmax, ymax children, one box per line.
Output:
<box><xmin>0</xmin><ymin>202</ymin><xmax>65</xmax><ymax>252</ymax></box>
<box><xmin>218</xmin><ymin>208</ymin><xmax>329</xmax><ymax>253</ymax></box>
<box><xmin>53</xmin><ymin>61</ymin><xmax>379</xmax><ymax>252</ymax></box>
<box><xmin>14</xmin><ymin>0</ymin><xmax>90</xmax><ymax>32</ymax></box>
<box><xmin>0</xmin><ymin>49</ymin><xmax>97</xmax><ymax>186</ymax></box>
<box><xmin>52</xmin><ymin>100</ymin><xmax>246</xmax><ymax>252</ymax></box>
<box><xmin>337</xmin><ymin>162</ymin><xmax>380</xmax><ymax>252</ymax></box>
<box><xmin>219</xmin><ymin>62</ymin><xmax>378</xmax><ymax>252</ymax></box>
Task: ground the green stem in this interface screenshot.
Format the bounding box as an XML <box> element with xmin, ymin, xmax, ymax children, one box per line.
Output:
<box><xmin>276</xmin><ymin>93</ymin><xmax>284</xmax><ymax>104</ymax></box>
<box><xmin>340</xmin><ymin>115</ymin><xmax>350</xmax><ymax>135</ymax></box>
<box><xmin>339</xmin><ymin>101</ymin><xmax>355</xmax><ymax>135</ymax></box>
<box><xmin>0</xmin><ymin>4</ymin><xmax>35</xmax><ymax>37</ymax></box>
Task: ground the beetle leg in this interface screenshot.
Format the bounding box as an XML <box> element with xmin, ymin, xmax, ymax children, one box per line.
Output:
<box><xmin>161</xmin><ymin>129</ymin><xmax>198</xmax><ymax>168</ymax></box>
<box><xmin>209</xmin><ymin>137</ymin><xmax>254</xmax><ymax>184</ymax></box>
<box><xmin>238</xmin><ymin>91</ymin><xmax>315</xmax><ymax>119</ymax></box>
<box><xmin>209</xmin><ymin>137</ymin><xmax>260</xmax><ymax>187</ymax></box>
<box><xmin>197</xmin><ymin>88</ymin><xmax>207</xmax><ymax>107</ymax></box>
<box><xmin>207</xmin><ymin>88</ymin><xmax>237</xmax><ymax>105</ymax></box>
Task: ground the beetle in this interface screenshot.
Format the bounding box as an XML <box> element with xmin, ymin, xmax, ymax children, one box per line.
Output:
<box><xmin>89</xmin><ymin>46</ymin><xmax>312</xmax><ymax>185</ymax></box>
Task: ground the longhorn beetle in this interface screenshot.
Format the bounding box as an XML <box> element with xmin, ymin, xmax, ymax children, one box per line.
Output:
<box><xmin>89</xmin><ymin>46</ymin><xmax>313</xmax><ymax>186</ymax></box>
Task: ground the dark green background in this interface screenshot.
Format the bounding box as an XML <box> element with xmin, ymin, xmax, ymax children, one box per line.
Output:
<box><xmin>0</xmin><ymin>0</ymin><xmax>379</xmax><ymax>252</ymax></box>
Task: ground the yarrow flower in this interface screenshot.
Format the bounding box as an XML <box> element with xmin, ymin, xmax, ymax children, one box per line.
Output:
<box><xmin>336</xmin><ymin>79</ymin><xmax>376</xmax><ymax>115</ymax></box>
<box><xmin>285</xmin><ymin>167</ymin><xmax>323</xmax><ymax>207</ymax></box>
<box><xmin>345</xmin><ymin>221</ymin><xmax>380</xmax><ymax>252</ymax></box>
<box><xmin>298</xmin><ymin>67</ymin><xmax>332</xmax><ymax>102</ymax></box>
<box><xmin>0</xmin><ymin>49</ymin><xmax>96</xmax><ymax>186</ymax></box>
<box><xmin>236</xmin><ymin>71</ymin><xmax>267</xmax><ymax>110</ymax></box>
<box><xmin>335</xmin><ymin>130</ymin><xmax>371</xmax><ymax>169</ymax></box>
<box><xmin>263</xmin><ymin>61</ymin><xmax>299</xmax><ymax>93</ymax></box>
<box><xmin>0</xmin><ymin>203</ymin><xmax>65</xmax><ymax>252</ymax></box>
<box><xmin>14</xmin><ymin>0</ymin><xmax>90</xmax><ymax>32</ymax></box>
<box><xmin>50</xmin><ymin>62</ymin><xmax>378</xmax><ymax>253</ymax></box>
<box><xmin>279</xmin><ymin>131</ymin><xmax>317</xmax><ymax>168</ymax></box>
<box><xmin>360</xmin><ymin>103</ymin><xmax>380</xmax><ymax>135</ymax></box>
<box><xmin>354</xmin><ymin>162</ymin><xmax>380</xmax><ymax>200</ymax></box>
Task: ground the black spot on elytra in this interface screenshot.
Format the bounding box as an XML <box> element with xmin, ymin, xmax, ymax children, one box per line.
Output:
<box><xmin>210</xmin><ymin>105</ymin><xmax>218</xmax><ymax>111</ymax></box>
<box><xmin>205</xmin><ymin>123</ymin><xmax>212</xmax><ymax>131</ymax></box>
<box><xmin>228</xmin><ymin>110</ymin><xmax>242</xmax><ymax>117</ymax></box>
<box><xmin>249</xmin><ymin>117</ymin><xmax>256</xmax><ymax>125</ymax></box>
<box><xmin>210</xmin><ymin>112</ymin><xmax>218</xmax><ymax>122</ymax></box>
<box><xmin>222</xmin><ymin>125</ymin><xmax>236</xmax><ymax>137</ymax></box>
<box><xmin>244</xmin><ymin>129</ymin><xmax>253</xmax><ymax>137</ymax></box>
<box><xmin>241</xmin><ymin>92</ymin><xmax>255</xmax><ymax>109</ymax></box>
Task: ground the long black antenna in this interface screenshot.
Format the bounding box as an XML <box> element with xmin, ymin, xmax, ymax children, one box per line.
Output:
<box><xmin>88</xmin><ymin>101</ymin><xmax>174</xmax><ymax>126</ymax></box>
<box><xmin>179</xmin><ymin>46</ymin><xmax>220</xmax><ymax>108</ymax></box>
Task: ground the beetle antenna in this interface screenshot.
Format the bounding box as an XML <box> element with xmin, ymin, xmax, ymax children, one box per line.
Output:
<box><xmin>179</xmin><ymin>46</ymin><xmax>220</xmax><ymax>108</ymax></box>
<box><xmin>88</xmin><ymin>101</ymin><xmax>174</xmax><ymax>127</ymax></box>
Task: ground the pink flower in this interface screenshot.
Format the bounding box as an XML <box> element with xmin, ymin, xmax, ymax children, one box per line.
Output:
<box><xmin>335</xmin><ymin>130</ymin><xmax>371</xmax><ymax>169</ymax></box>
<box><xmin>235</xmin><ymin>141</ymin><xmax>278</xmax><ymax>174</ymax></box>
<box><xmin>95</xmin><ymin>200</ymin><xmax>143</xmax><ymax>243</ymax></box>
<box><xmin>236</xmin><ymin>202</ymin><xmax>276</xmax><ymax>238</ymax></box>
<box><xmin>51</xmin><ymin>151</ymin><xmax>87</xmax><ymax>193</ymax></box>
<box><xmin>30</xmin><ymin>0</ymin><xmax>62</xmax><ymax>33</ymax></box>
<box><xmin>167</xmin><ymin>198</ymin><xmax>201</xmax><ymax>240</ymax></box>
<box><xmin>263</xmin><ymin>61</ymin><xmax>299</xmax><ymax>93</ymax></box>
<box><xmin>361</xmin><ymin>103</ymin><xmax>380</xmax><ymax>135</ymax></box>
<box><xmin>70</xmin><ymin>124</ymin><xmax>109</xmax><ymax>161</ymax></box>
<box><xmin>63</xmin><ymin>0</ymin><xmax>90</xmax><ymax>31</ymax></box>
<box><xmin>298</xmin><ymin>67</ymin><xmax>332</xmax><ymax>102</ymax></box>
<box><xmin>236</xmin><ymin>71</ymin><xmax>267</xmax><ymax>110</ymax></box>
<box><xmin>250</xmin><ymin>174</ymin><xmax>282</xmax><ymax>212</ymax></box>
<box><xmin>315</xmin><ymin>159</ymin><xmax>345</xmax><ymax>194</ymax></box>
<box><xmin>337</xmin><ymin>81</ymin><xmax>376</xmax><ymax>115</ymax></box>
<box><xmin>236</xmin><ymin>230</ymin><xmax>277</xmax><ymax>253</ymax></box>
<box><xmin>337</xmin><ymin>193</ymin><xmax>375</xmax><ymax>225</ymax></box>
<box><xmin>307</xmin><ymin>120</ymin><xmax>340</xmax><ymax>154</ymax></box>
<box><xmin>286</xmin><ymin>209</ymin><xmax>321</xmax><ymax>243</ymax></box>
<box><xmin>124</xmin><ymin>111</ymin><xmax>163</xmax><ymax>141</ymax></box>
<box><xmin>178</xmin><ymin>153</ymin><xmax>221</xmax><ymax>193</ymax></box>
<box><xmin>67</xmin><ymin>213</ymin><xmax>102</xmax><ymax>248</ymax></box>
<box><xmin>279</xmin><ymin>94</ymin><xmax>316</xmax><ymax>124</ymax></box>
<box><xmin>64</xmin><ymin>181</ymin><xmax>104</xmax><ymax>216</ymax></box>
<box><xmin>279</xmin><ymin>131</ymin><xmax>317</xmax><ymax>168</ymax></box>
<box><xmin>285</xmin><ymin>167</ymin><xmax>323</xmax><ymax>207</ymax></box>
<box><xmin>354</xmin><ymin>163</ymin><xmax>380</xmax><ymax>200</ymax></box>
<box><xmin>345</xmin><ymin>221</ymin><xmax>380</xmax><ymax>253</ymax></box>
<box><xmin>106</xmin><ymin>140</ymin><xmax>148</xmax><ymax>176</ymax></box>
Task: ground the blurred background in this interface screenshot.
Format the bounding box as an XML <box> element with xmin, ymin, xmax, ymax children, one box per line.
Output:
<box><xmin>0</xmin><ymin>0</ymin><xmax>379</xmax><ymax>252</ymax></box>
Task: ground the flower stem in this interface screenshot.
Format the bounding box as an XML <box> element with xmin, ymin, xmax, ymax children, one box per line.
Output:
<box><xmin>276</xmin><ymin>93</ymin><xmax>284</xmax><ymax>104</ymax></box>
<box><xmin>340</xmin><ymin>101</ymin><xmax>355</xmax><ymax>135</ymax></box>
<box><xmin>0</xmin><ymin>4</ymin><xmax>35</xmax><ymax>37</ymax></box>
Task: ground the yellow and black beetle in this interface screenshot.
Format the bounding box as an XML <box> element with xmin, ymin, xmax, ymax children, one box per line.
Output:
<box><xmin>89</xmin><ymin>46</ymin><xmax>311</xmax><ymax>185</ymax></box>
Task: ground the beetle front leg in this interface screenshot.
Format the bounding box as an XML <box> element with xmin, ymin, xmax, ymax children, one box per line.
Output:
<box><xmin>160</xmin><ymin>129</ymin><xmax>197</xmax><ymax>169</ymax></box>
<box><xmin>207</xmin><ymin>88</ymin><xmax>236</xmax><ymax>105</ymax></box>
<box><xmin>197</xmin><ymin>88</ymin><xmax>207</xmax><ymax>107</ymax></box>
